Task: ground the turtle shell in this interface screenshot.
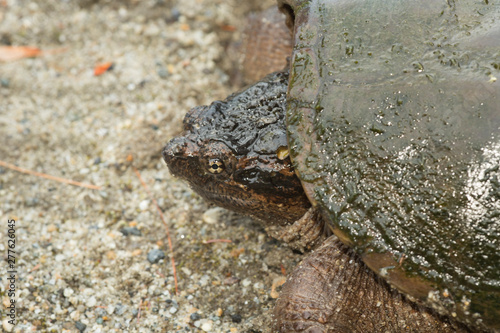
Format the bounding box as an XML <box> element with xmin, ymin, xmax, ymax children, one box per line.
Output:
<box><xmin>279</xmin><ymin>0</ymin><xmax>500</xmax><ymax>330</ymax></box>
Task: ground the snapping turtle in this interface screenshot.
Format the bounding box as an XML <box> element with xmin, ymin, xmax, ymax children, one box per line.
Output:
<box><xmin>163</xmin><ymin>0</ymin><xmax>500</xmax><ymax>331</ymax></box>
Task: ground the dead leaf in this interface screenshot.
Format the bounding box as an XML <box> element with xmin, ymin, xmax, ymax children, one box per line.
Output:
<box><xmin>220</xmin><ymin>24</ymin><xmax>236</xmax><ymax>32</ymax></box>
<box><xmin>0</xmin><ymin>46</ymin><xmax>43</xmax><ymax>62</ymax></box>
<box><xmin>280</xmin><ymin>264</ymin><xmax>286</xmax><ymax>276</ymax></box>
<box><xmin>94</xmin><ymin>61</ymin><xmax>113</xmax><ymax>76</ymax></box>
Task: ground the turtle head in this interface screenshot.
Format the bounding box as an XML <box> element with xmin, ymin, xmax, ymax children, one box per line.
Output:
<box><xmin>163</xmin><ymin>71</ymin><xmax>310</xmax><ymax>226</ymax></box>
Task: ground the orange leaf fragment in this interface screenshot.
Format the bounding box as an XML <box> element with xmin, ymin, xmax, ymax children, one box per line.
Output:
<box><xmin>220</xmin><ymin>24</ymin><xmax>236</xmax><ymax>32</ymax></box>
<box><xmin>0</xmin><ymin>46</ymin><xmax>43</xmax><ymax>62</ymax></box>
<box><xmin>94</xmin><ymin>61</ymin><xmax>113</xmax><ymax>76</ymax></box>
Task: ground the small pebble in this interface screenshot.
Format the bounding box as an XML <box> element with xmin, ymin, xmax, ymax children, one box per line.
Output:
<box><xmin>70</xmin><ymin>310</ymin><xmax>81</xmax><ymax>321</ymax></box>
<box><xmin>170</xmin><ymin>7</ymin><xmax>181</xmax><ymax>21</ymax></box>
<box><xmin>169</xmin><ymin>306</ymin><xmax>178</xmax><ymax>314</ymax></box>
<box><xmin>114</xmin><ymin>303</ymin><xmax>127</xmax><ymax>315</ymax></box>
<box><xmin>2</xmin><ymin>320</ymin><xmax>13</xmax><ymax>332</ymax></box>
<box><xmin>86</xmin><ymin>296</ymin><xmax>97</xmax><ymax>307</ymax></box>
<box><xmin>241</xmin><ymin>278</ymin><xmax>251</xmax><ymax>287</ymax></box>
<box><xmin>79</xmin><ymin>167</ymin><xmax>90</xmax><ymax>175</ymax></box>
<box><xmin>118</xmin><ymin>7</ymin><xmax>127</xmax><ymax>17</ymax></box>
<box><xmin>201</xmin><ymin>320</ymin><xmax>213</xmax><ymax>332</ymax></box>
<box><xmin>157</xmin><ymin>67</ymin><xmax>169</xmax><ymax>78</ymax></box>
<box><xmin>69</xmin><ymin>296</ymin><xmax>79</xmax><ymax>306</ymax></box>
<box><xmin>119</xmin><ymin>227</ymin><xmax>142</xmax><ymax>236</ymax></box>
<box><xmin>144</xmin><ymin>23</ymin><xmax>160</xmax><ymax>36</ymax></box>
<box><xmin>25</xmin><ymin>197</ymin><xmax>39</xmax><ymax>206</ymax></box>
<box><xmin>253</xmin><ymin>282</ymin><xmax>263</xmax><ymax>290</ymax></box>
<box><xmin>63</xmin><ymin>288</ymin><xmax>74</xmax><ymax>298</ymax></box>
<box><xmin>0</xmin><ymin>78</ymin><xmax>10</xmax><ymax>88</ymax></box>
<box><xmin>75</xmin><ymin>321</ymin><xmax>87</xmax><ymax>332</ymax></box>
<box><xmin>198</xmin><ymin>274</ymin><xmax>210</xmax><ymax>287</ymax></box>
<box><xmin>190</xmin><ymin>312</ymin><xmax>201</xmax><ymax>321</ymax></box>
<box><xmin>165</xmin><ymin>299</ymin><xmax>178</xmax><ymax>308</ymax></box>
<box><xmin>139</xmin><ymin>199</ymin><xmax>150</xmax><ymax>211</ymax></box>
<box><xmin>202</xmin><ymin>207</ymin><xmax>224</xmax><ymax>224</ymax></box>
<box><xmin>231</xmin><ymin>314</ymin><xmax>242</xmax><ymax>323</ymax></box>
<box><xmin>181</xmin><ymin>267</ymin><xmax>192</xmax><ymax>276</ymax></box>
<box><xmin>147</xmin><ymin>249</ymin><xmax>165</xmax><ymax>263</ymax></box>
<box><xmin>95</xmin><ymin>308</ymin><xmax>106</xmax><ymax>317</ymax></box>
<box><xmin>106</xmin><ymin>305</ymin><xmax>115</xmax><ymax>315</ymax></box>
<box><xmin>223</xmin><ymin>276</ymin><xmax>240</xmax><ymax>285</ymax></box>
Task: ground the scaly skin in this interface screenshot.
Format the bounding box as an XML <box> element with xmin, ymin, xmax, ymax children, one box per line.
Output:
<box><xmin>275</xmin><ymin>236</ymin><xmax>472</xmax><ymax>333</ymax></box>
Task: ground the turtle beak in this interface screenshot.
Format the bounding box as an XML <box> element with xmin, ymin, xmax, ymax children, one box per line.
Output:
<box><xmin>162</xmin><ymin>137</ymin><xmax>190</xmax><ymax>179</ymax></box>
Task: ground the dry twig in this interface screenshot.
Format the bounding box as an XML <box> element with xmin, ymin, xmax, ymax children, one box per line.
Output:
<box><xmin>0</xmin><ymin>160</ymin><xmax>102</xmax><ymax>190</ymax></box>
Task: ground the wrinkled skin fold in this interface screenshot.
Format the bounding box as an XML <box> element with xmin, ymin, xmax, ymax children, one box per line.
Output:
<box><xmin>275</xmin><ymin>236</ymin><xmax>471</xmax><ymax>333</ymax></box>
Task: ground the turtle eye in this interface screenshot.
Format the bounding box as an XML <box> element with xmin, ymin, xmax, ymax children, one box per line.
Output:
<box><xmin>207</xmin><ymin>158</ymin><xmax>224</xmax><ymax>174</ymax></box>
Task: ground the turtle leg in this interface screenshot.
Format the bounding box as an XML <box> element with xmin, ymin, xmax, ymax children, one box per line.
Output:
<box><xmin>274</xmin><ymin>235</ymin><xmax>472</xmax><ymax>333</ymax></box>
<box><xmin>265</xmin><ymin>207</ymin><xmax>330</xmax><ymax>252</ymax></box>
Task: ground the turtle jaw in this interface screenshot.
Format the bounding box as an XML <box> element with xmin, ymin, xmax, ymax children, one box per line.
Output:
<box><xmin>163</xmin><ymin>136</ymin><xmax>311</xmax><ymax>226</ymax></box>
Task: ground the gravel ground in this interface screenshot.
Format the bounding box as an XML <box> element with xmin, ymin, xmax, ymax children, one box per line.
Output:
<box><xmin>0</xmin><ymin>0</ymin><xmax>302</xmax><ymax>332</ymax></box>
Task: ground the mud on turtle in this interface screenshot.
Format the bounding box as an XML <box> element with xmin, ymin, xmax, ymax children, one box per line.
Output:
<box><xmin>163</xmin><ymin>0</ymin><xmax>500</xmax><ymax>331</ymax></box>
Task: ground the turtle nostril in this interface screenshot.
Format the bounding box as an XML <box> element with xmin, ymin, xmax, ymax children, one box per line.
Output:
<box><xmin>163</xmin><ymin>137</ymin><xmax>195</xmax><ymax>180</ymax></box>
<box><xmin>162</xmin><ymin>137</ymin><xmax>186</xmax><ymax>165</ymax></box>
